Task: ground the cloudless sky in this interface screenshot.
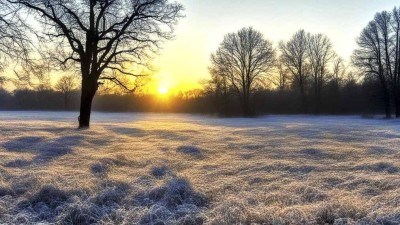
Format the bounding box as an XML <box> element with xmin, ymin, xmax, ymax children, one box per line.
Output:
<box><xmin>152</xmin><ymin>0</ymin><xmax>399</xmax><ymax>92</ymax></box>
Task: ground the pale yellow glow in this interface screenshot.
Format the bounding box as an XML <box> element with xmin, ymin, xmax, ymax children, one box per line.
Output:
<box><xmin>5</xmin><ymin>1</ymin><xmax>399</xmax><ymax>94</ymax></box>
<box><xmin>158</xmin><ymin>86</ymin><xmax>169</xmax><ymax>95</ymax></box>
<box><xmin>150</xmin><ymin>0</ymin><xmax>400</xmax><ymax>94</ymax></box>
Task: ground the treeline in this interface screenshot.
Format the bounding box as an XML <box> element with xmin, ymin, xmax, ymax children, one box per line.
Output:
<box><xmin>0</xmin><ymin>79</ymin><xmax>385</xmax><ymax>115</ymax></box>
<box><xmin>207</xmin><ymin>5</ymin><xmax>400</xmax><ymax>118</ymax></box>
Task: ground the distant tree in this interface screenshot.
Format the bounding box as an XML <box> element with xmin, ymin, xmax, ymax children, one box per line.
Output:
<box><xmin>332</xmin><ymin>57</ymin><xmax>346</xmax><ymax>88</ymax></box>
<box><xmin>208</xmin><ymin>66</ymin><xmax>230</xmax><ymax>115</ymax></box>
<box><xmin>307</xmin><ymin>33</ymin><xmax>336</xmax><ymax>114</ymax></box>
<box><xmin>210</xmin><ymin>27</ymin><xmax>275</xmax><ymax>116</ymax></box>
<box><xmin>353</xmin><ymin>8</ymin><xmax>400</xmax><ymax>118</ymax></box>
<box><xmin>279</xmin><ymin>30</ymin><xmax>310</xmax><ymax>113</ymax></box>
<box><xmin>275</xmin><ymin>61</ymin><xmax>291</xmax><ymax>93</ymax></box>
<box><xmin>5</xmin><ymin>0</ymin><xmax>184</xmax><ymax>128</ymax></box>
<box><xmin>55</xmin><ymin>75</ymin><xmax>78</xmax><ymax>110</ymax></box>
<box><xmin>177</xmin><ymin>89</ymin><xmax>203</xmax><ymax>100</ymax></box>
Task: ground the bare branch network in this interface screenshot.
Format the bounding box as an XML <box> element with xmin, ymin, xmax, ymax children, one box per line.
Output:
<box><xmin>5</xmin><ymin>0</ymin><xmax>183</xmax><ymax>91</ymax></box>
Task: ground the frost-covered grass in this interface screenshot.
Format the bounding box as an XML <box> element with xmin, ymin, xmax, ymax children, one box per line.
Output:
<box><xmin>0</xmin><ymin>112</ymin><xmax>400</xmax><ymax>224</ymax></box>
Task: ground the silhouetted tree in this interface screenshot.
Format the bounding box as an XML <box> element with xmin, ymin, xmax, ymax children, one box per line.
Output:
<box><xmin>275</xmin><ymin>61</ymin><xmax>291</xmax><ymax>93</ymax></box>
<box><xmin>307</xmin><ymin>33</ymin><xmax>336</xmax><ymax>114</ymax></box>
<box><xmin>5</xmin><ymin>0</ymin><xmax>184</xmax><ymax>128</ymax></box>
<box><xmin>279</xmin><ymin>30</ymin><xmax>310</xmax><ymax>113</ymax></box>
<box><xmin>55</xmin><ymin>75</ymin><xmax>78</xmax><ymax>110</ymax></box>
<box><xmin>210</xmin><ymin>27</ymin><xmax>275</xmax><ymax>116</ymax></box>
<box><xmin>208</xmin><ymin>66</ymin><xmax>231</xmax><ymax>115</ymax></box>
<box><xmin>332</xmin><ymin>57</ymin><xmax>346</xmax><ymax>88</ymax></box>
<box><xmin>326</xmin><ymin>57</ymin><xmax>348</xmax><ymax>113</ymax></box>
<box><xmin>353</xmin><ymin>8</ymin><xmax>400</xmax><ymax>118</ymax></box>
<box><xmin>393</xmin><ymin>7</ymin><xmax>400</xmax><ymax>117</ymax></box>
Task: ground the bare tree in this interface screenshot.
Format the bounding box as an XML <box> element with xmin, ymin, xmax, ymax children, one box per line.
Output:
<box><xmin>391</xmin><ymin>7</ymin><xmax>400</xmax><ymax>117</ymax></box>
<box><xmin>332</xmin><ymin>57</ymin><xmax>346</xmax><ymax>87</ymax></box>
<box><xmin>270</xmin><ymin>61</ymin><xmax>291</xmax><ymax>93</ymax></box>
<box><xmin>354</xmin><ymin>20</ymin><xmax>391</xmax><ymax>118</ymax></box>
<box><xmin>279</xmin><ymin>30</ymin><xmax>309</xmax><ymax>113</ymax></box>
<box><xmin>210</xmin><ymin>27</ymin><xmax>275</xmax><ymax>116</ymax></box>
<box><xmin>55</xmin><ymin>75</ymin><xmax>78</xmax><ymax>110</ymax></box>
<box><xmin>307</xmin><ymin>33</ymin><xmax>335</xmax><ymax>114</ymax></box>
<box><xmin>5</xmin><ymin>0</ymin><xmax>184</xmax><ymax>128</ymax></box>
<box><xmin>353</xmin><ymin>8</ymin><xmax>400</xmax><ymax>118</ymax></box>
<box><xmin>208</xmin><ymin>66</ymin><xmax>230</xmax><ymax>115</ymax></box>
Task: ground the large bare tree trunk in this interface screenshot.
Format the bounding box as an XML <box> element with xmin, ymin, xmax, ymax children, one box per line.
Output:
<box><xmin>79</xmin><ymin>76</ymin><xmax>97</xmax><ymax>128</ymax></box>
<box><xmin>241</xmin><ymin>87</ymin><xmax>252</xmax><ymax>117</ymax></box>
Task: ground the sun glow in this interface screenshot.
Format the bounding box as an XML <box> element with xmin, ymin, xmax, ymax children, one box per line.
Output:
<box><xmin>158</xmin><ymin>86</ymin><xmax>169</xmax><ymax>95</ymax></box>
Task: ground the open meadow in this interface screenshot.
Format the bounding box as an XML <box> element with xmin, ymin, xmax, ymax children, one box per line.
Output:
<box><xmin>0</xmin><ymin>112</ymin><xmax>400</xmax><ymax>225</ymax></box>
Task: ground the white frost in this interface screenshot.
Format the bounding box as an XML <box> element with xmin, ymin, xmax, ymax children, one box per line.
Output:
<box><xmin>0</xmin><ymin>112</ymin><xmax>399</xmax><ymax>224</ymax></box>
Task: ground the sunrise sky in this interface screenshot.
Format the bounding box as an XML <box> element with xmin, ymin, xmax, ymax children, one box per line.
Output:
<box><xmin>152</xmin><ymin>0</ymin><xmax>399</xmax><ymax>93</ymax></box>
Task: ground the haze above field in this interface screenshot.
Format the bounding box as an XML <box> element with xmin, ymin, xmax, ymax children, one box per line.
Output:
<box><xmin>154</xmin><ymin>0</ymin><xmax>399</xmax><ymax>92</ymax></box>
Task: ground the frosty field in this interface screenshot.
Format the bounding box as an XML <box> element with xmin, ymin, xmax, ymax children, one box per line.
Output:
<box><xmin>0</xmin><ymin>112</ymin><xmax>400</xmax><ymax>225</ymax></box>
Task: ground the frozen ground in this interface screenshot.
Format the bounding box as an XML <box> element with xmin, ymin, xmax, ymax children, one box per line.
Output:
<box><xmin>0</xmin><ymin>112</ymin><xmax>400</xmax><ymax>225</ymax></box>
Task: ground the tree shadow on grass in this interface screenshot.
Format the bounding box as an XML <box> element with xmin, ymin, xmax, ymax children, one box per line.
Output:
<box><xmin>109</xmin><ymin>127</ymin><xmax>147</xmax><ymax>137</ymax></box>
<box><xmin>367</xmin><ymin>147</ymin><xmax>396</xmax><ymax>156</ymax></box>
<box><xmin>12</xmin><ymin>179</ymin><xmax>132</xmax><ymax>224</ymax></box>
<box><xmin>298</xmin><ymin>148</ymin><xmax>330</xmax><ymax>160</ymax></box>
<box><xmin>2</xmin><ymin>136</ymin><xmax>45</xmax><ymax>151</ymax></box>
<box><xmin>2</xmin><ymin>135</ymin><xmax>84</xmax><ymax>165</ymax></box>
<box><xmin>177</xmin><ymin>145</ymin><xmax>204</xmax><ymax>159</ymax></box>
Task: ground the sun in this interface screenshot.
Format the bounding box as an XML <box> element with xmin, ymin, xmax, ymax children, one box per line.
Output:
<box><xmin>158</xmin><ymin>86</ymin><xmax>169</xmax><ymax>95</ymax></box>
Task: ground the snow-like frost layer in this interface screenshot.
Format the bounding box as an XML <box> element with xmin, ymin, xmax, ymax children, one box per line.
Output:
<box><xmin>0</xmin><ymin>112</ymin><xmax>400</xmax><ymax>224</ymax></box>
